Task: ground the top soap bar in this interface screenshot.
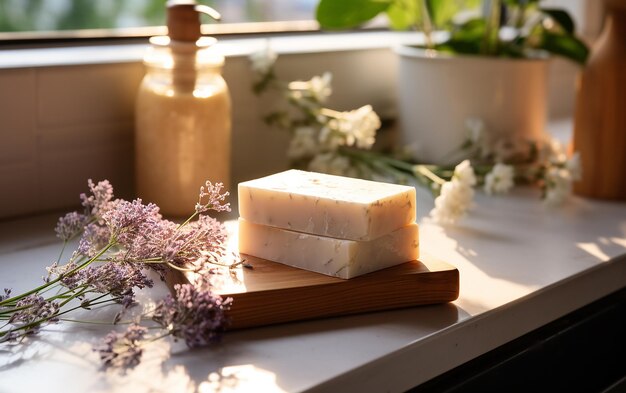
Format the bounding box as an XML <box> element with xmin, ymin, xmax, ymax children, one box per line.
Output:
<box><xmin>238</xmin><ymin>170</ymin><xmax>416</xmax><ymax>241</ymax></box>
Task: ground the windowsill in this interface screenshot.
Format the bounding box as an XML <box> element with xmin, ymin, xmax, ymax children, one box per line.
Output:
<box><xmin>0</xmin><ymin>31</ymin><xmax>427</xmax><ymax>69</ymax></box>
<box><xmin>1</xmin><ymin>185</ymin><xmax>625</xmax><ymax>392</ymax></box>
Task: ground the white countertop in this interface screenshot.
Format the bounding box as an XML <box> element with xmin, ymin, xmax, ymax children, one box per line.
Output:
<box><xmin>1</xmin><ymin>185</ymin><xmax>626</xmax><ymax>393</ymax></box>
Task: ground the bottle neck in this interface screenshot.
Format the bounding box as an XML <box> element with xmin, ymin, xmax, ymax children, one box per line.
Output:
<box><xmin>605</xmin><ymin>6</ymin><xmax>626</xmax><ymax>41</ymax></box>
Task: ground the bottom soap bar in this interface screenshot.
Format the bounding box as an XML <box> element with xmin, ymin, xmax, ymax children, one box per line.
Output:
<box><xmin>238</xmin><ymin>218</ymin><xmax>419</xmax><ymax>279</ymax></box>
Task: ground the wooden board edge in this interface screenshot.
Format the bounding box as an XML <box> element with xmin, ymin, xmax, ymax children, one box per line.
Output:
<box><xmin>225</xmin><ymin>267</ymin><xmax>460</xmax><ymax>330</ymax></box>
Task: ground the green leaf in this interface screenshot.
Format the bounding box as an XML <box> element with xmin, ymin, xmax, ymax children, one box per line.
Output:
<box><xmin>386</xmin><ymin>0</ymin><xmax>419</xmax><ymax>30</ymax></box>
<box><xmin>452</xmin><ymin>17</ymin><xmax>485</xmax><ymax>41</ymax></box>
<box><xmin>539</xmin><ymin>31</ymin><xmax>589</xmax><ymax>64</ymax></box>
<box><xmin>427</xmin><ymin>0</ymin><xmax>480</xmax><ymax>28</ymax></box>
<box><xmin>316</xmin><ymin>0</ymin><xmax>392</xmax><ymax>29</ymax></box>
<box><xmin>503</xmin><ymin>0</ymin><xmax>539</xmax><ymax>6</ymax></box>
<box><xmin>435</xmin><ymin>17</ymin><xmax>484</xmax><ymax>54</ymax></box>
<box><xmin>541</xmin><ymin>8</ymin><xmax>575</xmax><ymax>34</ymax></box>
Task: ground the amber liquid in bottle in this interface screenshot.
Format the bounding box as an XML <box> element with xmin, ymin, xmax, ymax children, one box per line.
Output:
<box><xmin>135</xmin><ymin>38</ymin><xmax>231</xmax><ymax>216</ymax></box>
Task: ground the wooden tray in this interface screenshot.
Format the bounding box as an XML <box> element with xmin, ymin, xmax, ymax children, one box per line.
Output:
<box><xmin>167</xmin><ymin>253</ymin><xmax>459</xmax><ymax>330</ymax></box>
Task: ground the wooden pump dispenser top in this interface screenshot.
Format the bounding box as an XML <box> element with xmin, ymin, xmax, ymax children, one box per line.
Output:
<box><xmin>163</xmin><ymin>1</ymin><xmax>222</xmax><ymax>91</ymax></box>
<box><xmin>166</xmin><ymin>0</ymin><xmax>221</xmax><ymax>42</ymax></box>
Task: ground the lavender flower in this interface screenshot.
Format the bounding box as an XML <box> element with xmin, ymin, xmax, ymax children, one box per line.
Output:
<box><xmin>80</xmin><ymin>179</ymin><xmax>114</xmax><ymax>219</ymax></box>
<box><xmin>152</xmin><ymin>283</ymin><xmax>231</xmax><ymax>348</ymax></box>
<box><xmin>4</xmin><ymin>178</ymin><xmax>236</xmax><ymax>371</ymax></box>
<box><xmin>102</xmin><ymin>199</ymin><xmax>162</xmax><ymax>245</ymax></box>
<box><xmin>113</xmin><ymin>294</ymin><xmax>137</xmax><ymax>325</ymax></box>
<box><xmin>0</xmin><ymin>288</ymin><xmax>11</xmax><ymax>302</ymax></box>
<box><xmin>55</xmin><ymin>212</ymin><xmax>88</xmax><ymax>241</ymax></box>
<box><xmin>0</xmin><ymin>330</ymin><xmax>18</xmax><ymax>343</ymax></box>
<box><xmin>79</xmin><ymin>262</ymin><xmax>153</xmax><ymax>299</ymax></box>
<box><xmin>8</xmin><ymin>295</ymin><xmax>60</xmax><ymax>336</ymax></box>
<box><xmin>163</xmin><ymin>215</ymin><xmax>228</xmax><ymax>269</ymax></box>
<box><xmin>195</xmin><ymin>181</ymin><xmax>231</xmax><ymax>214</ymax></box>
<box><xmin>77</xmin><ymin>223</ymin><xmax>111</xmax><ymax>258</ymax></box>
<box><xmin>46</xmin><ymin>260</ymin><xmax>81</xmax><ymax>289</ymax></box>
<box><xmin>94</xmin><ymin>323</ymin><xmax>147</xmax><ymax>370</ymax></box>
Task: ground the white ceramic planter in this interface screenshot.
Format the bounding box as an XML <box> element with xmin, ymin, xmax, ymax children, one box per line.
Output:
<box><xmin>395</xmin><ymin>45</ymin><xmax>549</xmax><ymax>164</ymax></box>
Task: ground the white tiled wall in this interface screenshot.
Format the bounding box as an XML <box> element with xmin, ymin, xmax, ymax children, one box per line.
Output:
<box><xmin>0</xmin><ymin>47</ymin><xmax>397</xmax><ymax>219</ymax></box>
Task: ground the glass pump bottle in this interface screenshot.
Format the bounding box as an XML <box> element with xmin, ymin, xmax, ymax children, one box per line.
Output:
<box><xmin>135</xmin><ymin>1</ymin><xmax>231</xmax><ymax>216</ymax></box>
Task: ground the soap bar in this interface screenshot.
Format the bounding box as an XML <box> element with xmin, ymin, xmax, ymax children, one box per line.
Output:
<box><xmin>238</xmin><ymin>170</ymin><xmax>416</xmax><ymax>241</ymax></box>
<box><xmin>238</xmin><ymin>218</ymin><xmax>419</xmax><ymax>279</ymax></box>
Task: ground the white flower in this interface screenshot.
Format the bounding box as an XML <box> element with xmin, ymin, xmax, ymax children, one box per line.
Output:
<box><xmin>287</xmin><ymin>127</ymin><xmax>318</xmax><ymax>160</ymax></box>
<box><xmin>536</xmin><ymin>136</ymin><xmax>568</xmax><ymax>166</ymax></box>
<box><xmin>318</xmin><ymin>126</ymin><xmax>342</xmax><ymax>150</ymax></box>
<box><xmin>430</xmin><ymin>179</ymin><xmax>474</xmax><ymax>224</ymax></box>
<box><xmin>453</xmin><ymin>159</ymin><xmax>477</xmax><ymax>186</ymax></box>
<box><xmin>249</xmin><ymin>42</ymin><xmax>277</xmax><ymax>75</ymax></box>
<box><xmin>308</xmin><ymin>152</ymin><xmax>357</xmax><ymax>177</ymax></box>
<box><xmin>347</xmin><ymin>105</ymin><xmax>380</xmax><ymax>149</ymax></box>
<box><xmin>328</xmin><ymin>105</ymin><xmax>380</xmax><ymax>149</ymax></box>
<box><xmin>566</xmin><ymin>152</ymin><xmax>582</xmax><ymax>181</ymax></box>
<box><xmin>309</xmin><ymin>72</ymin><xmax>332</xmax><ymax>103</ymax></box>
<box><xmin>465</xmin><ymin>117</ymin><xmax>485</xmax><ymax>144</ymax></box>
<box><xmin>465</xmin><ymin>117</ymin><xmax>490</xmax><ymax>158</ymax></box>
<box><xmin>430</xmin><ymin>160</ymin><xmax>476</xmax><ymax>224</ymax></box>
<box><xmin>543</xmin><ymin>166</ymin><xmax>572</xmax><ymax>206</ymax></box>
<box><xmin>484</xmin><ymin>163</ymin><xmax>515</xmax><ymax>195</ymax></box>
<box><xmin>547</xmin><ymin>138</ymin><xmax>568</xmax><ymax>164</ymax></box>
<box><xmin>492</xmin><ymin>135</ymin><xmax>534</xmax><ymax>163</ymax></box>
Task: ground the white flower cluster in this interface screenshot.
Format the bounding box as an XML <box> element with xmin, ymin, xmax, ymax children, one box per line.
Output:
<box><xmin>249</xmin><ymin>50</ymin><xmax>584</xmax><ymax>227</ymax></box>
<box><xmin>249</xmin><ymin>42</ymin><xmax>277</xmax><ymax>75</ymax></box>
<box><xmin>308</xmin><ymin>153</ymin><xmax>359</xmax><ymax>177</ymax></box>
<box><xmin>430</xmin><ymin>160</ymin><xmax>476</xmax><ymax>224</ymax></box>
<box><xmin>286</xmin><ymin>104</ymin><xmax>380</xmax><ymax>176</ymax></box>
<box><xmin>484</xmin><ymin>163</ymin><xmax>515</xmax><ymax>195</ymax></box>
<box><xmin>541</xmin><ymin>140</ymin><xmax>582</xmax><ymax>205</ymax></box>
<box><xmin>249</xmin><ymin>47</ymin><xmax>382</xmax><ymax>179</ymax></box>
<box><xmin>288</xmin><ymin>72</ymin><xmax>333</xmax><ymax>105</ymax></box>
<box><xmin>319</xmin><ymin>105</ymin><xmax>380</xmax><ymax>150</ymax></box>
<box><xmin>463</xmin><ymin>118</ymin><xmax>582</xmax><ymax>204</ymax></box>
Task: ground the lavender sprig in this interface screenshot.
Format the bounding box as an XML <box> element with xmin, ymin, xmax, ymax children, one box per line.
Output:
<box><xmin>152</xmin><ymin>283</ymin><xmax>231</xmax><ymax>348</ymax></box>
<box><xmin>94</xmin><ymin>323</ymin><xmax>147</xmax><ymax>370</ymax></box>
<box><xmin>2</xmin><ymin>178</ymin><xmax>235</xmax><ymax>367</ymax></box>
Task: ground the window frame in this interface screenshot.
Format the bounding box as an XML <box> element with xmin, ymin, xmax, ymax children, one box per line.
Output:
<box><xmin>0</xmin><ymin>20</ymin><xmax>323</xmax><ymax>48</ymax></box>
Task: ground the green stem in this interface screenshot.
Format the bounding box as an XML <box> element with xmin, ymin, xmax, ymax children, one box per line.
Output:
<box><xmin>482</xmin><ymin>0</ymin><xmax>501</xmax><ymax>55</ymax></box>
<box><xmin>56</xmin><ymin>240</ymin><xmax>68</xmax><ymax>265</ymax></box>
<box><xmin>58</xmin><ymin>318</ymin><xmax>127</xmax><ymax>325</ymax></box>
<box><xmin>166</xmin><ymin>262</ymin><xmax>198</xmax><ymax>273</ymax></box>
<box><xmin>125</xmin><ymin>259</ymin><xmax>164</xmax><ymax>264</ymax></box>
<box><xmin>148</xmin><ymin>332</ymin><xmax>172</xmax><ymax>343</ymax></box>
<box><xmin>515</xmin><ymin>2</ymin><xmax>527</xmax><ymax>30</ymax></box>
<box><xmin>177</xmin><ymin>212</ymin><xmax>198</xmax><ymax>231</ymax></box>
<box><xmin>58</xmin><ymin>287</ymin><xmax>90</xmax><ymax>308</ymax></box>
<box><xmin>0</xmin><ymin>242</ymin><xmax>115</xmax><ymax>308</ymax></box>
<box><xmin>414</xmin><ymin>165</ymin><xmax>446</xmax><ymax>185</ymax></box>
<box><xmin>0</xmin><ymin>293</ymin><xmax>113</xmax><ymax>339</ymax></box>
<box><xmin>419</xmin><ymin>0</ymin><xmax>434</xmax><ymax>49</ymax></box>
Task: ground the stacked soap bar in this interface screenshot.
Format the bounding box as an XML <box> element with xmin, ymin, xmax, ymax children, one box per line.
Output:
<box><xmin>238</xmin><ymin>170</ymin><xmax>419</xmax><ymax>279</ymax></box>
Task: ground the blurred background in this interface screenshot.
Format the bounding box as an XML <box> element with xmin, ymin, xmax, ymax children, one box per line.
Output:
<box><xmin>0</xmin><ymin>0</ymin><xmax>317</xmax><ymax>33</ymax></box>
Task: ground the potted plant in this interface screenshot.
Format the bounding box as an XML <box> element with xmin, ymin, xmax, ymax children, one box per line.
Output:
<box><xmin>316</xmin><ymin>0</ymin><xmax>589</xmax><ymax>164</ymax></box>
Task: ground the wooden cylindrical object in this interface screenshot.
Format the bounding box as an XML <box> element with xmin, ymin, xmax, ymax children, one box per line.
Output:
<box><xmin>573</xmin><ymin>0</ymin><xmax>626</xmax><ymax>199</ymax></box>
